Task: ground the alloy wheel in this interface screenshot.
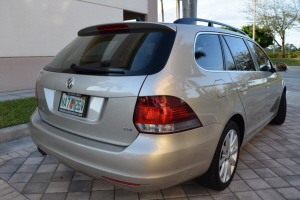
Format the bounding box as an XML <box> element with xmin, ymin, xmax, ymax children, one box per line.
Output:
<box><xmin>219</xmin><ymin>129</ymin><xmax>238</xmax><ymax>183</ymax></box>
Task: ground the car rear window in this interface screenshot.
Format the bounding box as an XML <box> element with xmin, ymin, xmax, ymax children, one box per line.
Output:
<box><xmin>194</xmin><ymin>34</ymin><xmax>224</xmax><ymax>71</ymax></box>
<box><xmin>44</xmin><ymin>31</ymin><xmax>176</xmax><ymax>76</ymax></box>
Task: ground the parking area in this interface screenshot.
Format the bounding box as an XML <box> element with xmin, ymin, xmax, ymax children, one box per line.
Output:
<box><xmin>0</xmin><ymin>102</ymin><xmax>299</xmax><ymax>200</ymax></box>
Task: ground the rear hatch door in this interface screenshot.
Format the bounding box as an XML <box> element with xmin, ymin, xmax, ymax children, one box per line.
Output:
<box><xmin>37</xmin><ymin>22</ymin><xmax>176</xmax><ymax>146</ymax></box>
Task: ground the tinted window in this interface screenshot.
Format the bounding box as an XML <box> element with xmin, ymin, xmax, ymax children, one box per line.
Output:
<box><xmin>44</xmin><ymin>31</ymin><xmax>176</xmax><ymax>76</ymax></box>
<box><xmin>247</xmin><ymin>41</ymin><xmax>272</xmax><ymax>71</ymax></box>
<box><xmin>220</xmin><ymin>36</ymin><xmax>236</xmax><ymax>71</ymax></box>
<box><xmin>224</xmin><ymin>36</ymin><xmax>256</xmax><ymax>71</ymax></box>
<box><xmin>194</xmin><ymin>34</ymin><xmax>223</xmax><ymax>70</ymax></box>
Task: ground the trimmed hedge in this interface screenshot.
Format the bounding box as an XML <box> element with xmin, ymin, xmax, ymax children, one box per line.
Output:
<box><xmin>267</xmin><ymin>52</ymin><xmax>300</xmax><ymax>58</ymax></box>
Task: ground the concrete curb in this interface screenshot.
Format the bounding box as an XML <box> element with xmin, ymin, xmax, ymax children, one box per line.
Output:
<box><xmin>0</xmin><ymin>123</ymin><xmax>30</xmax><ymax>143</ymax></box>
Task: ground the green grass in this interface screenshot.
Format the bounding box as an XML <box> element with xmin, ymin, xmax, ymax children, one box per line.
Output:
<box><xmin>270</xmin><ymin>58</ymin><xmax>300</xmax><ymax>66</ymax></box>
<box><xmin>0</xmin><ymin>97</ymin><xmax>36</xmax><ymax>129</ymax></box>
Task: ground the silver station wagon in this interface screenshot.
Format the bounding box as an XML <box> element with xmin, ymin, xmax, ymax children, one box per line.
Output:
<box><xmin>30</xmin><ymin>18</ymin><xmax>287</xmax><ymax>192</ymax></box>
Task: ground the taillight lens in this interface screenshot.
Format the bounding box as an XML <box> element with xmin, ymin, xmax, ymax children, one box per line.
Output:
<box><xmin>97</xmin><ymin>24</ymin><xmax>129</xmax><ymax>34</ymax></box>
<box><xmin>97</xmin><ymin>24</ymin><xmax>129</xmax><ymax>31</ymax></box>
<box><xmin>134</xmin><ymin>96</ymin><xmax>202</xmax><ymax>134</ymax></box>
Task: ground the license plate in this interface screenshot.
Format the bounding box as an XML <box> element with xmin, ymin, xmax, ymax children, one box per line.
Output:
<box><xmin>58</xmin><ymin>92</ymin><xmax>89</xmax><ymax>117</ymax></box>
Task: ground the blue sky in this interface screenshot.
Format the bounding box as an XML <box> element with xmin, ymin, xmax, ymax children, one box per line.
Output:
<box><xmin>158</xmin><ymin>0</ymin><xmax>300</xmax><ymax>48</ymax></box>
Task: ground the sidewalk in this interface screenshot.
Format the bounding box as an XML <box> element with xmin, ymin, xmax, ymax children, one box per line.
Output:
<box><xmin>0</xmin><ymin>89</ymin><xmax>35</xmax><ymax>155</ymax></box>
<box><xmin>0</xmin><ymin>89</ymin><xmax>35</xmax><ymax>102</ymax></box>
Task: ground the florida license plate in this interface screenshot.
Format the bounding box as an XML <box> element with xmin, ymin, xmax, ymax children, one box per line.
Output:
<box><xmin>58</xmin><ymin>92</ymin><xmax>89</xmax><ymax>117</ymax></box>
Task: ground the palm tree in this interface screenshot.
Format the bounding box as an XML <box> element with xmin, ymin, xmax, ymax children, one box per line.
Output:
<box><xmin>182</xmin><ymin>0</ymin><xmax>197</xmax><ymax>18</ymax></box>
<box><xmin>176</xmin><ymin>0</ymin><xmax>180</xmax><ymax>19</ymax></box>
<box><xmin>160</xmin><ymin>0</ymin><xmax>164</xmax><ymax>22</ymax></box>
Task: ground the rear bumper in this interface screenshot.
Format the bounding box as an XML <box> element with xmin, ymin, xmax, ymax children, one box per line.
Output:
<box><xmin>30</xmin><ymin>108</ymin><xmax>223</xmax><ymax>192</ymax></box>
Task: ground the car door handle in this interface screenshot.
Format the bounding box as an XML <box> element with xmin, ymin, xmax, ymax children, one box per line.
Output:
<box><xmin>239</xmin><ymin>88</ymin><xmax>247</xmax><ymax>92</ymax></box>
<box><xmin>239</xmin><ymin>82</ymin><xmax>248</xmax><ymax>92</ymax></box>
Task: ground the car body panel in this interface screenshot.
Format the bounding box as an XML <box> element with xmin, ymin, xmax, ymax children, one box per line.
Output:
<box><xmin>30</xmin><ymin>108</ymin><xmax>223</xmax><ymax>192</ymax></box>
<box><xmin>227</xmin><ymin>71</ymin><xmax>266</xmax><ymax>138</ymax></box>
<box><xmin>140</xmin><ymin>27</ymin><xmax>247</xmax><ymax>127</ymax></box>
<box><xmin>262</xmin><ymin>71</ymin><xmax>284</xmax><ymax>118</ymax></box>
<box><xmin>36</xmin><ymin>70</ymin><xmax>146</xmax><ymax>146</ymax></box>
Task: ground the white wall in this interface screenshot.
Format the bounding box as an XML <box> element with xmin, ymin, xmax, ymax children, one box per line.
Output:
<box><xmin>0</xmin><ymin>0</ymin><xmax>156</xmax><ymax>92</ymax></box>
<box><xmin>82</xmin><ymin>0</ymin><xmax>148</xmax><ymax>14</ymax></box>
<box><xmin>0</xmin><ymin>0</ymin><xmax>149</xmax><ymax>57</ymax></box>
<box><xmin>0</xmin><ymin>57</ymin><xmax>53</xmax><ymax>92</ymax></box>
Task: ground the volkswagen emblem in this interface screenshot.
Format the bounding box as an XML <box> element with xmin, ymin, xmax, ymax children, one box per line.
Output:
<box><xmin>66</xmin><ymin>78</ymin><xmax>74</xmax><ymax>89</ymax></box>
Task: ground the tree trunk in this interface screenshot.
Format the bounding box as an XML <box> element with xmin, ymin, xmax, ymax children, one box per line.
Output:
<box><xmin>190</xmin><ymin>0</ymin><xmax>197</xmax><ymax>18</ymax></box>
<box><xmin>160</xmin><ymin>0</ymin><xmax>164</xmax><ymax>22</ymax></box>
<box><xmin>182</xmin><ymin>0</ymin><xmax>189</xmax><ymax>18</ymax></box>
<box><xmin>282</xmin><ymin>34</ymin><xmax>285</xmax><ymax>58</ymax></box>
<box><xmin>182</xmin><ymin>0</ymin><xmax>197</xmax><ymax>18</ymax></box>
<box><xmin>176</xmin><ymin>0</ymin><xmax>180</xmax><ymax>19</ymax></box>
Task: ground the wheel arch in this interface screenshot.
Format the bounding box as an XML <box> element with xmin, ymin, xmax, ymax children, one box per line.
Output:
<box><xmin>228</xmin><ymin>114</ymin><xmax>245</xmax><ymax>146</ymax></box>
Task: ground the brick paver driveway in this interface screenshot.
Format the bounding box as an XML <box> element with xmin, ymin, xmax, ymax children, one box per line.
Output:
<box><xmin>0</xmin><ymin>104</ymin><xmax>299</xmax><ymax>200</ymax></box>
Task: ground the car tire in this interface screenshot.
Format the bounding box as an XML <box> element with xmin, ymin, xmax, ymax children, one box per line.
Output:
<box><xmin>270</xmin><ymin>90</ymin><xmax>286</xmax><ymax>125</ymax></box>
<box><xmin>196</xmin><ymin>120</ymin><xmax>240</xmax><ymax>191</ymax></box>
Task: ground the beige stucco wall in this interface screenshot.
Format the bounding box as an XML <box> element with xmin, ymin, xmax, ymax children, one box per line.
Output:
<box><xmin>147</xmin><ymin>0</ymin><xmax>158</xmax><ymax>22</ymax></box>
<box><xmin>83</xmin><ymin>0</ymin><xmax>148</xmax><ymax>14</ymax></box>
<box><xmin>0</xmin><ymin>57</ymin><xmax>53</xmax><ymax>92</ymax></box>
<box><xmin>1</xmin><ymin>0</ymin><xmax>124</xmax><ymax>57</ymax></box>
<box><xmin>0</xmin><ymin>0</ymin><xmax>157</xmax><ymax>92</ymax></box>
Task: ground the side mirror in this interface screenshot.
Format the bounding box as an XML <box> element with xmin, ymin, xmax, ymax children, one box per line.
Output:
<box><xmin>276</xmin><ymin>62</ymin><xmax>288</xmax><ymax>71</ymax></box>
<box><xmin>260</xmin><ymin>65</ymin><xmax>269</xmax><ymax>72</ymax></box>
<box><xmin>269</xmin><ymin>67</ymin><xmax>277</xmax><ymax>73</ymax></box>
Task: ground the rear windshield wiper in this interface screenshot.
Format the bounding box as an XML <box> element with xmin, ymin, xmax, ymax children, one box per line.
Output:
<box><xmin>70</xmin><ymin>64</ymin><xmax>125</xmax><ymax>74</ymax></box>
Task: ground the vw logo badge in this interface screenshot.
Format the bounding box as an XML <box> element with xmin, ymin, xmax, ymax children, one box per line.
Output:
<box><xmin>66</xmin><ymin>78</ymin><xmax>74</xmax><ymax>89</ymax></box>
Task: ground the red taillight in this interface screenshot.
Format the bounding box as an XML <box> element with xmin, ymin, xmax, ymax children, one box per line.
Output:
<box><xmin>97</xmin><ymin>24</ymin><xmax>129</xmax><ymax>31</ymax></box>
<box><xmin>96</xmin><ymin>24</ymin><xmax>129</xmax><ymax>34</ymax></box>
<box><xmin>134</xmin><ymin>96</ymin><xmax>202</xmax><ymax>134</ymax></box>
<box><xmin>102</xmin><ymin>176</ymin><xmax>140</xmax><ymax>186</ymax></box>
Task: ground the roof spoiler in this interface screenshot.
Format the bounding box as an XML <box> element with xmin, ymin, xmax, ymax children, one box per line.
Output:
<box><xmin>78</xmin><ymin>22</ymin><xmax>176</xmax><ymax>36</ymax></box>
<box><xmin>174</xmin><ymin>18</ymin><xmax>247</xmax><ymax>36</ymax></box>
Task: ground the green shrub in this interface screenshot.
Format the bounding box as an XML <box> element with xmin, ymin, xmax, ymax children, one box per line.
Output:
<box><xmin>270</xmin><ymin>58</ymin><xmax>300</xmax><ymax>66</ymax></box>
<box><xmin>267</xmin><ymin>52</ymin><xmax>300</xmax><ymax>58</ymax></box>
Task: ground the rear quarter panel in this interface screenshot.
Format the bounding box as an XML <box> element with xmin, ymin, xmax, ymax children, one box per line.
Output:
<box><xmin>139</xmin><ymin>26</ymin><xmax>246</xmax><ymax>128</ymax></box>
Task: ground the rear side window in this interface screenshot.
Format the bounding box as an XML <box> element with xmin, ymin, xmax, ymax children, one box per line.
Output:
<box><xmin>220</xmin><ymin>36</ymin><xmax>236</xmax><ymax>71</ymax></box>
<box><xmin>44</xmin><ymin>31</ymin><xmax>176</xmax><ymax>76</ymax></box>
<box><xmin>194</xmin><ymin>34</ymin><xmax>224</xmax><ymax>70</ymax></box>
<box><xmin>246</xmin><ymin>41</ymin><xmax>272</xmax><ymax>71</ymax></box>
<box><xmin>224</xmin><ymin>36</ymin><xmax>256</xmax><ymax>71</ymax></box>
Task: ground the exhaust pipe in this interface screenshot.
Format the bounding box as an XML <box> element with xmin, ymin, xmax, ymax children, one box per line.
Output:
<box><xmin>37</xmin><ymin>147</ymin><xmax>47</xmax><ymax>156</ymax></box>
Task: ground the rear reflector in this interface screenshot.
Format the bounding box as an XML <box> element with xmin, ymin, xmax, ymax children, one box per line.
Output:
<box><xmin>134</xmin><ymin>96</ymin><xmax>202</xmax><ymax>134</ymax></box>
<box><xmin>102</xmin><ymin>176</ymin><xmax>140</xmax><ymax>186</ymax></box>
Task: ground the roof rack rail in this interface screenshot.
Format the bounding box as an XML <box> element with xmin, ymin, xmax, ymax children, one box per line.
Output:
<box><xmin>173</xmin><ymin>18</ymin><xmax>247</xmax><ymax>36</ymax></box>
